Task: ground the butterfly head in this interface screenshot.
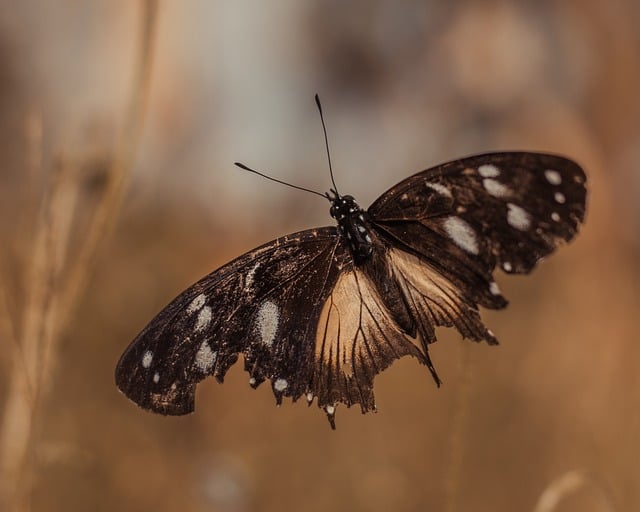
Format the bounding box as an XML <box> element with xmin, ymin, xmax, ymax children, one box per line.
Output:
<box><xmin>329</xmin><ymin>193</ymin><xmax>359</xmax><ymax>220</ymax></box>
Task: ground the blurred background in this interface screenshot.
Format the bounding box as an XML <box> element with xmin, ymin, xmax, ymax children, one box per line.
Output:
<box><xmin>0</xmin><ymin>1</ymin><xmax>638</xmax><ymax>511</ymax></box>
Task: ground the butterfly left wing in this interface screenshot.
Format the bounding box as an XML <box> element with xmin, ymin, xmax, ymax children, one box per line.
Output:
<box><xmin>366</xmin><ymin>152</ymin><xmax>587</xmax><ymax>349</ymax></box>
<box><xmin>115</xmin><ymin>228</ymin><xmax>345</xmax><ymax>416</ymax></box>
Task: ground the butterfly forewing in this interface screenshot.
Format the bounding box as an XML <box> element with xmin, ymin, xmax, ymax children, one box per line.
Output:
<box><xmin>370</xmin><ymin>152</ymin><xmax>586</xmax><ymax>275</ymax></box>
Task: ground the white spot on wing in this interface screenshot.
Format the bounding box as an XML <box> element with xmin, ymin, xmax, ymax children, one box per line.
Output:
<box><xmin>551</xmin><ymin>212</ymin><xmax>561</xmax><ymax>222</ymax></box>
<box><xmin>545</xmin><ymin>169</ymin><xmax>562</xmax><ymax>185</ymax></box>
<box><xmin>194</xmin><ymin>306</ymin><xmax>212</xmax><ymax>332</ymax></box>
<box><xmin>142</xmin><ymin>351</ymin><xmax>153</xmax><ymax>368</ymax></box>
<box><xmin>194</xmin><ymin>341</ymin><xmax>217</xmax><ymax>372</ymax></box>
<box><xmin>249</xmin><ymin>377</ymin><xmax>256</xmax><ymax>386</ymax></box>
<box><xmin>483</xmin><ymin>178</ymin><xmax>510</xmax><ymax>197</ymax></box>
<box><xmin>478</xmin><ymin>164</ymin><xmax>500</xmax><ymax>178</ymax></box>
<box><xmin>306</xmin><ymin>392</ymin><xmax>314</xmax><ymax>403</ymax></box>
<box><xmin>506</xmin><ymin>203</ymin><xmax>531</xmax><ymax>231</ymax></box>
<box><xmin>187</xmin><ymin>293</ymin><xmax>206</xmax><ymax>314</ymax></box>
<box><xmin>426</xmin><ymin>182</ymin><xmax>453</xmax><ymax>198</ymax></box>
<box><xmin>443</xmin><ymin>217</ymin><xmax>479</xmax><ymax>254</ymax></box>
<box><xmin>503</xmin><ymin>262</ymin><xmax>513</xmax><ymax>272</ymax></box>
<box><xmin>489</xmin><ymin>282</ymin><xmax>501</xmax><ymax>295</ymax></box>
<box><xmin>326</xmin><ymin>405</ymin><xmax>336</xmax><ymax>415</ymax></box>
<box><xmin>245</xmin><ymin>262</ymin><xmax>259</xmax><ymax>289</ymax></box>
<box><xmin>257</xmin><ymin>301</ymin><xmax>279</xmax><ymax>347</ymax></box>
<box><xmin>153</xmin><ymin>372</ymin><xmax>160</xmax><ymax>383</ymax></box>
<box><xmin>554</xmin><ymin>192</ymin><xmax>566</xmax><ymax>204</ymax></box>
<box><xmin>274</xmin><ymin>378</ymin><xmax>288</xmax><ymax>392</ymax></box>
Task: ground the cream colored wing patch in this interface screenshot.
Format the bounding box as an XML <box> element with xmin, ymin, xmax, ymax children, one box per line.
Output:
<box><xmin>388</xmin><ymin>247</ymin><xmax>496</xmax><ymax>345</ymax></box>
<box><xmin>311</xmin><ymin>267</ymin><xmax>426</xmax><ymax>421</ymax></box>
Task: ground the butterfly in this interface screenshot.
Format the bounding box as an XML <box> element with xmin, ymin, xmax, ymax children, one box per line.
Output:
<box><xmin>115</xmin><ymin>102</ymin><xmax>587</xmax><ymax>429</ymax></box>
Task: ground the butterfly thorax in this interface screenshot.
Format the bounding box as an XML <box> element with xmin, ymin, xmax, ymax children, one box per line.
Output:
<box><xmin>329</xmin><ymin>194</ymin><xmax>373</xmax><ymax>264</ymax></box>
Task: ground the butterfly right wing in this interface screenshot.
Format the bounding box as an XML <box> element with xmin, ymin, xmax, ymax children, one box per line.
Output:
<box><xmin>366</xmin><ymin>152</ymin><xmax>587</xmax><ymax>350</ymax></box>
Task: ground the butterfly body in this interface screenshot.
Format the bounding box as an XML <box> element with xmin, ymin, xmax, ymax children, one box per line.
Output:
<box><xmin>116</xmin><ymin>151</ymin><xmax>587</xmax><ymax>428</ymax></box>
<box><xmin>330</xmin><ymin>193</ymin><xmax>373</xmax><ymax>263</ymax></box>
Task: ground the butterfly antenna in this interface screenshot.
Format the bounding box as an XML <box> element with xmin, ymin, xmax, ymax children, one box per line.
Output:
<box><xmin>315</xmin><ymin>94</ymin><xmax>339</xmax><ymax>197</ymax></box>
<box><xmin>234</xmin><ymin>162</ymin><xmax>328</xmax><ymax>200</ymax></box>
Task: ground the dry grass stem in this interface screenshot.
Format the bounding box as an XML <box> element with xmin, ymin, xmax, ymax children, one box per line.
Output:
<box><xmin>0</xmin><ymin>2</ymin><xmax>160</xmax><ymax>510</ymax></box>
<box><xmin>533</xmin><ymin>469</ymin><xmax>618</xmax><ymax>512</ymax></box>
<box><xmin>1</xmin><ymin>157</ymin><xmax>84</xmax><ymax>510</ymax></box>
<box><xmin>58</xmin><ymin>0</ymin><xmax>160</xmax><ymax>332</ymax></box>
<box><xmin>1</xmin><ymin>163</ymin><xmax>61</xmax><ymax>510</ymax></box>
<box><xmin>0</xmin><ymin>279</ymin><xmax>19</xmax><ymax>361</ymax></box>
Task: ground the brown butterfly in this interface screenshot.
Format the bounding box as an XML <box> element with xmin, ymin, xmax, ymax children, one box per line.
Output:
<box><xmin>116</xmin><ymin>98</ymin><xmax>587</xmax><ymax>429</ymax></box>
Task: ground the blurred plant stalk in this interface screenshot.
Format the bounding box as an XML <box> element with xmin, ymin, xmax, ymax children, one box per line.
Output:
<box><xmin>0</xmin><ymin>2</ymin><xmax>159</xmax><ymax>509</ymax></box>
<box><xmin>533</xmin><ymin>469</ymin><xmax>617</xmax><ymax>512</ymax></box>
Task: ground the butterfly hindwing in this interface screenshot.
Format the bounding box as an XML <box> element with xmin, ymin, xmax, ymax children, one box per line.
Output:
<box><xmin>310</xmin><ymin>254</ymin><xmax>430</xmax><ymax>419</ymax></box>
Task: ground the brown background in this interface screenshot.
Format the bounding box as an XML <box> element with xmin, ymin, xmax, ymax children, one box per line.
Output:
<box><xmin>1</xmin><ymin>1</ymin><xmax>638</xmax><ymax>511</ymax></box>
